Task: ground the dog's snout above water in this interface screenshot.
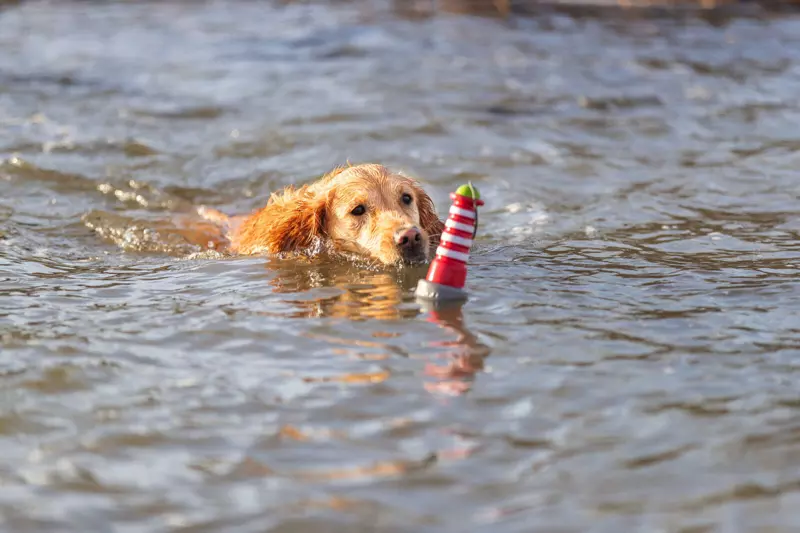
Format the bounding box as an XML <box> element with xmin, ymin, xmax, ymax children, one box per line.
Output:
<box><xmin>395</xmin><ymin>226</ymin><xmax>425</xmax><ymax>263</ymax></box>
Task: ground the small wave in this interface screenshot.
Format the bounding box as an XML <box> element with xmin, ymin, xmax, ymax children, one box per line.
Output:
<box><xmin>125</xmin><ymin>104</ymin><xmax>226</xmax><ymax>120</ymax></box>
<box><xmin>1</xmin><ymin>156</ymin><xmax>96</xmax><ymax>193</ymax></box>
<box><xmin>181</xmin><ymin>249</ymin><xmax>230</xmax><ymax>261</ymax></box>
<box><xmin>82</xmin><ymin>210</ymin><xmax>217</xmax><ymax>255</ymax></box>
<box><xmin>93</xmin><ymin>181</ymin><xmax>195</xmax><ymax>212</ymax></box>
<box><xmin>482</xmin><ymin>201</ymin><xmax>550</xmax><ymax>244</ymax></box>
<box><xmin>42</xmin><ymin>139</ymin><xmax>159</xmax><ymax>158</ymax></box>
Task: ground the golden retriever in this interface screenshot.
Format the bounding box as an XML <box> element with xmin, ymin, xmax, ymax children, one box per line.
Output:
<box><xmin>200</xmin><ymin>163</ymin><xmax>445</xmax><ymax>265</ymax></box>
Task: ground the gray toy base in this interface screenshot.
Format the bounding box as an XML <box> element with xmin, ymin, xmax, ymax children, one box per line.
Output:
<box><xmin>415</xmin><ymin>279</ymin><xmax>468</xmax><ymax>302</ymax></box>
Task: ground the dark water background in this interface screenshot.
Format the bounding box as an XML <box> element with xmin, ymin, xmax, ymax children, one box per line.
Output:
<box><xmin>2</xmin><ymin>1</ymin><xmax>800</xmax><ymax>531</ymax></box>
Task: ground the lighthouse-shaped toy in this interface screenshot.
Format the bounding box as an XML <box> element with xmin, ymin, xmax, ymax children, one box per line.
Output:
<box><xmin>416</xmin><ymin>183</ymin><xmax>483</xmax><ymax>302</ymax></box>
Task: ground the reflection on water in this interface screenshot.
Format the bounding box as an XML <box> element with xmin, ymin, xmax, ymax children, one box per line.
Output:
<box><xmin>264</xmin><ymin>259</ymin><xmax>426</xmax><ymax>321</ymax></box>
<box><xmin>262</xmin><ymin>260</ymin><xmax>493</xmax><ymax>394</ymax></box>
<box><xmin>420</xmin><ymin>301</ymin><xmax>492</xmax><ymax>396</ymax></box>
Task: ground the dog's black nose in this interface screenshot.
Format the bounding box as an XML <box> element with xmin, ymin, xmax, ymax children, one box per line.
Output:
<box><xmin>395</xmin><ymin>226</ymin><xmax>425</xmax><ymax>263</ymax></box>
<box><xmin>395</xmin><ymin>227</ymin><xmax>422</xmax><ymax>248</ymax></box>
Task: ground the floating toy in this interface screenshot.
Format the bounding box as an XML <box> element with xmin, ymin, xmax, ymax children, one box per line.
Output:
<box><xmin>415</xmin><ymin>183</ymin><xmax>483</xmax><ymax>302</ymax></box>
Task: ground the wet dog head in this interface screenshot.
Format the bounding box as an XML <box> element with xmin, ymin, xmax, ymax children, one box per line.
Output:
<box><xmin>235</xmin><ymin>163</ymin><xmax>444</xmax><ymax>266</ymax></box>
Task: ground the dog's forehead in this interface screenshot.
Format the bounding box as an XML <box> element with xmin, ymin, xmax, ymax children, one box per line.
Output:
<box><xmin>332</xmin><ymin>170</ymin><xmax>409</xmax><ymax>201</ymax></box>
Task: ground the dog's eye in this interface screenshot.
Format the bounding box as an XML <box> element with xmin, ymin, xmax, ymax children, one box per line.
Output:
<box><xmin>401</xmin><ymin>193</ymin><xmax>413</xmax><ymax>205</ymax></box>
<box><xmin>350</xmin><ymin>205</ymin><xmax>366</xmax><ymax>216</ymax></box>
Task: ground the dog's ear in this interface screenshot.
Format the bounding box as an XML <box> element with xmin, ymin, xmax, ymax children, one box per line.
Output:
<box><xmin>237</xmin><ymin>186</ymin><xmax>328</xmax><ymax>254</ymax></box>
<box><xmin>411</xmin><ymin>182</ymin><xmax>445</xmax><ymax>243</ymax></box>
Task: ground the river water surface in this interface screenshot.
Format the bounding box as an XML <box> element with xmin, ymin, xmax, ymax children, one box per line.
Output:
<box><xmin>2</xmin><ymin>1</ymin><xmax>800</xmax><ymax>532</ymax></box>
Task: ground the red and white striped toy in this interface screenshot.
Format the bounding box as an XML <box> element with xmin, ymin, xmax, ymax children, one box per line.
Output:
<box><xmin>416</xmin><ymin>183</ymin><xmax>483</xmax><ymax>302</ymax></box>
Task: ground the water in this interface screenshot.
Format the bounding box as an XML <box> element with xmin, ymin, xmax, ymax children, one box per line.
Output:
<box><xmin>2</xmin><ymin>1</ymin><xmax>800</xmax><ymax>531</ymax></box>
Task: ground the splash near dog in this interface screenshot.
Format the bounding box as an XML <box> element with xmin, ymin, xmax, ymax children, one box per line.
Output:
<box><xmin>415</xmin><ymin>183</ymin><xmax>483</xmax><ymax>302</ymax></box>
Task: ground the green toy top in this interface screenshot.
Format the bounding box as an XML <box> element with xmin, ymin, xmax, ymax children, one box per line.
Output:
<box><xmin>455</xmin><ymin>183</ymin><xmax>480</xmax><ymax>199</ymax></box>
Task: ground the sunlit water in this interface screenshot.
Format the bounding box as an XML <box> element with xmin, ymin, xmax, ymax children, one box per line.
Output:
<box><xmin>2</xmin><ymin>1</ymin><xmax>800</xmax><ymax>531</ymax></box>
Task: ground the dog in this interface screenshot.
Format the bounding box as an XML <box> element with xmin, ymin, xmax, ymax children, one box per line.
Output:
<box><xmin>199</xmin><ymin>163</ymin><xmax>445</xmax><ymax>266</ymax></box>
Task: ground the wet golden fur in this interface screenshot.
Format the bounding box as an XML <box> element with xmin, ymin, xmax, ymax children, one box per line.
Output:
<box><xmin>203</xmin><ymin>164</ymin><xmax>445</xmax><ymax>265</ymax></box>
